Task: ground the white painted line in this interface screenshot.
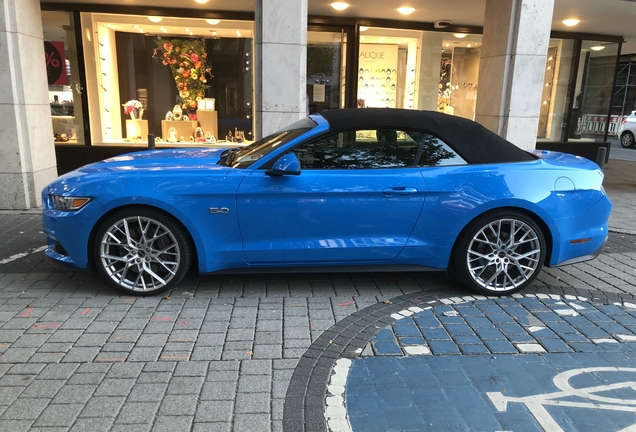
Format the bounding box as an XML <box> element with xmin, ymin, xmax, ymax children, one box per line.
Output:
<box><xmin>408</xmin><ymin>307</ymin><xmax>424</xmax><ymax>313</ymax></box>
<box><xmin>399</xmin><ymin>310</ymin><xmax>414</xmax><ymax>317</ymax></box>
<box><xmin>569</xmin><ymin>303</ymin><xmax>586</xmax><ymax>311</ymax></box>
<box><xmin>592</xmin><ymin>339</ymin><xmax>619</xmax><ymax>344</ymax></box>
<box><xmin>616</xmin><ymin>334</ymin><xmax>636</xmax><ymax>342</ymax></box>
<box><xmin>0</xmin><ymin>245</ymin><xmax>47</xmax><ymax>265</ymax></box>
<box><xmin>462</xmin><ymin>296</ymin><xmax>476</xmax><ymax>301</ymax></box>
<box><xmin>622</xmin><ymin>302</ymin><xmax>636</xmax><ymax>309</ymax></box>
<box><xmin>473</xmin><ymin>295</ymin><xmax>487</xmax><ymax>300</ymax></box>
<box><xmin>537</xmin><ymin>294</ymin><xmax>550</xmax><ymax>299</ymax></box>
<box><xmin>516</xmin><ymin>343</ymin><xmax>546</xmax><ymax>353</ymax></box>
<box><xmin>442</xmin><ymin>310</ymin><xmax>459</xmax><ymax>317</ymax></box>
<box><xmin>326</xmin><ymin>358</ymin><xmax>353</xmax><ymax>432</ymax></box>
<box><xmin>525</xmin><ymin>294</ymin><xmax>537</xmax><ymax>298</ymax></box>
<box><xmin>528</xmin><ymin>326</ymin><xmax>547</xmax><ymax>333</ymax></box>
<box><xmin>404</xmin><ymin>345</ymin><xmax>431</xmax><ymax>355</ymax></box>
<box><xmin>512</xmin><ymin>294</ymin><xmax>523</xmax><ymax>298</ymax></box>
<box><xmin>440</xmin><ymin>298</ymin><xmax>454</xmax><ymax>305</ymax></box>
<box><xmin>555</xmin><ymin>309</ymin><xmax>579</xmax><ymax>316</ymax></box>
<box><xmin>390</xmin><ymin>313</ymin><xmax>405</xmax><ymax>320</ymax></box>
<box><xmin>549</xmin><ymin>294</ymin><xmax>561</xmax><ymax>300</ymax></box>
<box><xmin>449</xmin><ymin>297</ymin><xmax>464</xmax><ymax>303</ymax></box>
<box><xmin>576</xmin><ymin>296</ymin><xmax>588</xmax><ymax>302</ymax></box>
<box><xmin>564</xmin><ymin>295</ymin><xmax>578</xmax><ymax>300</ymax></box>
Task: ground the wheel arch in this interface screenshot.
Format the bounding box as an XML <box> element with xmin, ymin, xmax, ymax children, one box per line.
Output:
<box><xmin>87</xmin><ymin>204</ymin><xmax>200</xmax><ymax>273</ymax></box>
<box><xmin>450</xmin><ymin>206</ymin><xmax>554</xmax><ymax>267</ymax></box>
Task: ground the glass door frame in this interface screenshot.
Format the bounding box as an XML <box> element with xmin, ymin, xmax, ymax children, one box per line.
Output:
<box><xmin>307</xmin><ymin>23</ymin><xmax>358</xmax><ymax>109</ymax></box>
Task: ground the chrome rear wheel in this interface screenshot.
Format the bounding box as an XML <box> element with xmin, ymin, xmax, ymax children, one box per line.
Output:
<box><xmin>95</xmin><ymin>209</ymin><xmax>191</xmax><ymax>295</ymax></box>
<box><xmin>452</xmin><ymin>210</ymin><xmax>546</xmax><ymax>295</ymax></box>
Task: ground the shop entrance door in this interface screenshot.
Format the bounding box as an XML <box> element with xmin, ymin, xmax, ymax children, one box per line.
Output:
<box><xmin>307</xmin><ymin>27</ymin><xmax>352</xmax><ymax>113</ymax></box>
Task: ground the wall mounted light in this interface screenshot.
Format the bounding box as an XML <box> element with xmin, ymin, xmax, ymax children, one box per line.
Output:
<box><xmin>206</xmin><ymin>19</ymin><xmax>220</xmax><ymax>25</ymax></box>
<box><xmin>590</xmin><ymin>46</ymin><xmax>605</xmax><ymax>51</ymax></box>
<box><xmin>148</xmin><ymin>17</ymin><xmax>162</xmax><ymax>23</ymax></box>
<box><xmin>454</xmin><ymin>33</ymin><xmax>467</xmax><ymax>39</ymax></box>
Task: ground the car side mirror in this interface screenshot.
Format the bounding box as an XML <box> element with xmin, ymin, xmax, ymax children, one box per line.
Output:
<box><xmin>266</xmin><ymin>152</ymin><xmax>301</xmax><ymax>176</ymax></box>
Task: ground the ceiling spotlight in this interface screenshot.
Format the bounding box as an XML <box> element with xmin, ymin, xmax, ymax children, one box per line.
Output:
<box><xmin>562</xmin><ymin>18</ymin><xmax>580</xmax><ymax>26</ymax></box>
<box><xmin>194</xmin><ymin>0</ymin><xmax>210</xmax><ymax>3</ymax></box>
<box><xmin>359</xmin><ymin>26</ymin><xmax>369</xmax><ymax>31</ymax></box>
<box><xmin>590</xmin><ymin>45</ymin><xmax>605</xmax><ymax>51</ymax></box>
<box><xmin>454</xmin><ymin>33</ymin><xmax>467</xmax><ymax>39</ymax></box>
<box><xmin>397</xmin><ymin>6</ymin><xmax>415</xmax><ymax>15</ymax></box>
<box><xmin>148</xmin><ymin>17</ymin><xmax>162</xmax><ymax>23</ymax></box>
<box><xmin>331</xmin><ymin>2</ymin><xmax>350</xmax><ymax>11</ymax></box>
<box><xmin>205</xmin><ymin>19</ymin><xmax>220</xmax><ymax>25</ymax></box>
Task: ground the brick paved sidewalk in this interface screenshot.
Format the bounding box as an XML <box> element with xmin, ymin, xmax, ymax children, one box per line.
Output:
<box><xmin>0</xmin><ymin>159</ymin><xmax>634</xmax><ymax>432</ymax></box>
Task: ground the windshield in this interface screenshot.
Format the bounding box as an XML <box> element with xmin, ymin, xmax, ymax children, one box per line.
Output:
<box><xmin>219</xmin><ymin>117</ymin><xmax>316</xmax><ymax>168</ymax></box>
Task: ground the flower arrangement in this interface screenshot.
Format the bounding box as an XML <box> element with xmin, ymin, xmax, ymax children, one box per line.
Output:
<box><xmin>438</xmin><ymin>58</ymin><xmax>455</xmax><ymax>114</ymax></box>
<box><xmin>153</xmin><ymin>38</ymin><xmax>211</xmax><ymax>112</ymax></box>
<box><xmin>123</xmin><ymin>99</ymin><xmax>142</xmax><ymax>115</ymax></box>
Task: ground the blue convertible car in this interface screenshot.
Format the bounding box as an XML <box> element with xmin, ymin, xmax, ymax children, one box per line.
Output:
<box><xmin>42</xmin><ymin>109</ymin><xmax>611</xmax><ymax>296</ymax></box>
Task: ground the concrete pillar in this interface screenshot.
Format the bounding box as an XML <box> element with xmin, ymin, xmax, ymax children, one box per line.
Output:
<box><xmin>475</xmin><ymin>0</ymin><xmax>554</xmax><ymax>150</ymax></box>
<box><xmin>0</xmin><ymin>0</ymin><xmax>57</xmax><ymax>209</ymax></box>
<box><xmin>255</xmin><ymin>0</ymin><xmax>307</xmax><ymax>138</ymax></box>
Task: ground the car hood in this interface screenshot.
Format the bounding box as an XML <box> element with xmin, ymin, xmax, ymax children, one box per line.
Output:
<box><xmin>71</xmin><ymin>148</ymin><xmax>232</xmax><ymax>174</ymax></box>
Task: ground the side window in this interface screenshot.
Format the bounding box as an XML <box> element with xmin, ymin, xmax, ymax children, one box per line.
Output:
<box><xmin>294</xmin><ymin>129</ymin><xmax>419</xmax><ymax>169</ymax></box>
<box><xmin>413</xmin><ymin>132</ymin><xmax>467</xmax><ymax>167</ymax></box>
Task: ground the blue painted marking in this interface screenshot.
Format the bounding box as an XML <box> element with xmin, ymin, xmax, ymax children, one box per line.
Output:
<box><xmin>346</xmin><ymin>352</ymin><xmax>636</xmax><ymax>432</ymax></box>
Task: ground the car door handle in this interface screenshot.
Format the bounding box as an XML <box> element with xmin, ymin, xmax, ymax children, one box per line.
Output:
<box><xmin>382</xmin><ymin>187</ymin><xmax>418</xmax><ymax>196</ymax></box>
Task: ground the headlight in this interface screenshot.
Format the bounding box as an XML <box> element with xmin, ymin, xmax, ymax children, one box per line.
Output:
<box><xmin>49</xmin><ymin>195</ymin><xmax>92</xmax><ymax>211</ymax></box>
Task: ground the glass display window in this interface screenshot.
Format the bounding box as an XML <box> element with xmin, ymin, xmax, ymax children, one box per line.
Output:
<box><xmin>307</xmin><ymin>30</ymin><xmax>347</xmax><ymax>114</ymax></box>
<box><xmin>569</xmin><ymin>41</ymin><xmax>620</xmax><ymax>141</ymax></box>
<box><xmin>42</xmin><ymin>11</ymin><xmax>87</xmax><ymax>145</ymax></box>
<box><xmin>80</xmin><ymin>13</ymin><xmax>254</xmax><ymax>145</ymax></box>
<box><xmin>357</xmin><ymin>28</ymin><xmax>481</xmax><ymax>120</ymax></box>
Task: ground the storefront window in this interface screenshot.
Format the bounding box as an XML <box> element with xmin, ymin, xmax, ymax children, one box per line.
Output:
<box><xmin>80</xmin><ymin>13</ymin><xmax>254</xmax><ymax>145</ymax></box>
<box><xmin>357</xmin><ymin>28</ymin><xmax>481</xmax><ymax>120</ymax></box>
<box><xmin>42</xmin><ymin>11</ymin><xmax>87</xmax><ymax>145</ymax></box>
<box><xmin>307</xmin><ymin>30</ymin><xmax>347</xmax><ymax>114</ymax></box>
<box><xmin>537</xmin><ymin>39</ymin><xmax>576</xmax><ymax>141</ymax></box>
<box><xmin>570</xmin><ymin>41</ymin><xmax>620</xmax><ymax>141</ymax></box>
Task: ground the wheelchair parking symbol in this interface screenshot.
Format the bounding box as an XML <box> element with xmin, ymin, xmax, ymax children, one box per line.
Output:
<box><xmin>488</xmin><ymin>367</ymin><xmax>636</xmax><ymax>432</ymax></box>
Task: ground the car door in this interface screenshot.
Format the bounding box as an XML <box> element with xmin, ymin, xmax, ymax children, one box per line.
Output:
<box><xmin>236</xmin><ymin>129</ymin><xmax>428</xmax><ymax>264</ymax></box>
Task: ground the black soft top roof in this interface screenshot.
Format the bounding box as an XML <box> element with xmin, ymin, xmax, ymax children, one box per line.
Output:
<box><xmin>318</xmin><ymin>108</ymin><xmax>536</xmax><ymax>164</ymax></box>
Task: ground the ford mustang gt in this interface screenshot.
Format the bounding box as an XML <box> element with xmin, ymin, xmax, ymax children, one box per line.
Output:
<box><xmin>42</xmin><ymin>109</ymin><xmax>612</xmax><ymax>296</ymax></box>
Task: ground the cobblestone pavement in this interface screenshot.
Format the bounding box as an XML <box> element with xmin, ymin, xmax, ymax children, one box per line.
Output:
<box><xmin>0</xmin><ymin>159</ymin><xmax>634</xmax><ymax>432</ymax></box>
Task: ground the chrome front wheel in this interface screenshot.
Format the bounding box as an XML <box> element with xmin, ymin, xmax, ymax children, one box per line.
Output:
<box><xmin>452</xmin><ymin>211</ymin><xmax>546</xmax><ymax>295</ymax></box>
<box><xmin>95</xmin><ymin>209</ymin><xmax>191</xmax><ymax>295</ymax></box>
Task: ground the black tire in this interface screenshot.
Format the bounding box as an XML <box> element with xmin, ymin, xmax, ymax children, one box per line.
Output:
<box><xmin>620</xmin><ymin>131</ymin><xmax>635</xmax><ymax>149</ymax></box>
<box><xmin>450</xmin><ymin>209</ymin><xmax>546</xmax><ymax>296</ymax></box>
<box><xmin>94</xmin><ymin>207</ymin><xmax>192</xmax><ymax>296</ymax></box>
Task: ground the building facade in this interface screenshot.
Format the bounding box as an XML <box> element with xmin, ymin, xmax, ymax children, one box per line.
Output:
<box><xmin>0</xmin><ymin>0</ymin><xmax>630</xmax><ymax>209</ymax></box>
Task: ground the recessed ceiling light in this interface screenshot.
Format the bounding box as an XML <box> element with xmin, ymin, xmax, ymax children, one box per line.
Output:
<box><xmin>331</xmin><ymin>2</ymin><xmax>350</xmax><ymax>11</ymax></box>
<box><xmin>148</xmin><ymin>17</ymin><xmax>162</xmax><ymax>23</ymax></box>
<box><xmin>590</xmin><ymin>45</ymin><xmax>605</xmax><ymax>51</ymax></box>
<box><xmin>194</xmin><ymin>0</ymin><xmax>209</xmax><ymax>3</ymax></box>
<box><xmin>397</xmin><ymin>6</ymin><xmax>415</xmax><ymax>15</ymax></box>
<box><xmin>360</xmin><ymin>26</ymin><xmax>369</xmax><ymax>31</ymax></box>
<box><xmin>454</xmin><ymin>33</ymin><xmax>467</xmax><ymax>39</ymax></box>
<box><xmin>562</xmin><ymin>18</ymin><xmax>580</xmax><ymax>26</ymax></box>
<box><xmin>206</xmin><ymin>19</ymin><xmax>220</xmax><ymax>25</ymax></box>
<box><xmin>161</xmin><ymin>27</ymin><xmax>167</xmax><ymax>33</ymax></box>
<box><xmin>133</xmin><ymin>25</ymin><xmax>140</xmax><ymax>29</ymax></box>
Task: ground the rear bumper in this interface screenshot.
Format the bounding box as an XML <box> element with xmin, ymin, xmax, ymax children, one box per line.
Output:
<box><xmin>548</xmin><ymin>195</ymin><xmax>612</xmax><ymax>267</ymax></box>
